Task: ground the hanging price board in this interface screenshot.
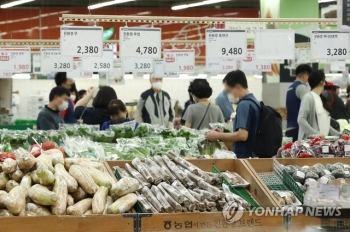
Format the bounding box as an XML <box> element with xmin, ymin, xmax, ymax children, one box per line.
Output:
<box><xmin>206</xmin><ymin>29</ymin><xmax>247</xmax><ymax>58</ymax></box>
<box><xmin>122</xmin><ymin>57</ymin><xmax>154</xmax><ymax>72</ymax></box>
<box><xmin>81</xmin><ymin>49</ymin><xmax>113</xmax><ymax>71</ymax></box>
<box><xmin>206</xmin><ymin>57</ymin><xmax>237</xmax><ymax>72</ymax></box>
<box><xmin>254</xmin><ymin>29</ymin><xmax>295</xmax><ymax>59</ymax></box>
<box><xmin>226</xmin><ymin>23</ymin><xmax>266</xmax><ymax>39</ymax></box>
<box><xmin>119</xmin><ymin>27</ymin><xmax>161</xmax><ymax>58</ymax></box>
<box><xmin>310</xmin><ymin>31</ymin><xmax>350</xmax><ymax>60</ymax></box>
<box><xmin>154</xmin><ymin>59</ymin><xmax>178</xmax><ymax>78</ymax></box>
<box><xmin>163</xmin><ymin>49</ymin><xmax>195</xmax><ymax>73</ymax></box>
<box><xmin>60</xmin><ymin>26</ymin><xmax>103</xmax><ymax>57</ymax></box>
<box><xmin>67</xmin><ymin>58</ymin><xmax>93</xmax><ymax>78</ymax></box>
<box><xmin>0</xmin><ymin>48</ymin><xmax>31</xmax><ymax>72</ymax></box>
<box><xmin>41</xmin><ymin>48</ymin><xmax>73</xmax><ymax>72</ymax></box>
<box><xmin>0</xmin><ymin>72</ymin><xmax>12</xmax><ymax>78</ymax></box>
<box><xmin>240</xmin><ymin>50</ymin><xmax>272</xmax><ymax>72</ymax></box>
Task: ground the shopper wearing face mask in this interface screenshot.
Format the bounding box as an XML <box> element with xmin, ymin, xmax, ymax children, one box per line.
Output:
<box><xmin>286</xmin><ymin>64</ymin><xmax>312</xmax><ymax>142</ymax></box>
<box><xmin>55</xmin><ymin>72</ymin><xmax>77</xmax><ymax>124</ymax></box>
<box><xmin>37</xmin><ymin>86</ymin><xmax>70</xmax><ymax>130</ymax></box>
<box><xmin>298</xmin><ymin>70</ymin><xmax>341</xmax><ymax>140</ymax></box>
<box><xmin>135</xmin><ymin>76</ymin><xmax>174</xmax><ymax>127</ymax></box>
<box><xmin>216</xmin><ymin>79</ymin><xmax>235</xmax><ymax>122</ymax></box>
<box><xmin>101</xmin><ymin>99</ymin><xmax>138</xmax><ymax>130</ymax></box>
<box><xmin>70</xmin><ymin>83</ymin><xmax>79</xmax><ymax>104</ymax></box>
<box><xmin>183</xmin><ymin>79</ymin><xmax>224</xmax><ymax>130</ymax></box>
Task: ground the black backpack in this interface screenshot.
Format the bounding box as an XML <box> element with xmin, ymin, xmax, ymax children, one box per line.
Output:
<box><xmin>243</xmin><ymin>99</ymin><xmax>283</xmax><ymax>158</ymax></box>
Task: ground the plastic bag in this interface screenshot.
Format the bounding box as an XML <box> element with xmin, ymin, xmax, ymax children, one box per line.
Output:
<box><xmin>0</xmin><ymin>129</ymin><xmax>28</xmax><ymax>145</ymax></box>
<box><xmin>209</xmin><ymin>122</ymin><xmax>233</xmax><ymax>133</ymax></box>
<box><xmin>91</xmin><ymin>130</ymin><xmax>115</xmax><ymax>143</ymax></box>
<box><xmin>109</xmin><ymin>123</ymin><xmax>134</xmax><ymax>139</ymax></box>
<box><xmin>176</xmin><ymin>127</ymin><xmax>199</xmax><ymax>140</ymax></box>
<box><xmin>61</xmin><ymin>136</ymin><xmax>105</xmax><ymax>160</ymax></box>
<box><xmin>197</xmin><ymin>139</ymin><xmax>224</xmax><ymax>157</ymax></box>
<box><xmin>213</xmin><ymin>149</ymin><xmax>237</xmax><ymax>159</ymax></box>
<box><xmin>134</xmin><ymin>123</ymin><xmax>155</xmax><ymax>137</ymax></box>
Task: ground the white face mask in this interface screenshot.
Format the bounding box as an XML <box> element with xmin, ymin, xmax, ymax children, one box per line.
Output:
<box><xmin>70</xmin><ymin>95</ymin><xmax>76</xmax><ymax>101</ymax></box>
<box><xmin>152</xmin><ymin>81</ymin><xmax>162</xmax><ymax>90</ymax></box>
<box><xmin>58</xmin><ymin>101</ymin><xmax>69</xmax><ymax>112</ymax></box>
<box><xmin>227</xmin><ymin>93</ymin><xmax>239</xmax><ymax>104</ymax></box>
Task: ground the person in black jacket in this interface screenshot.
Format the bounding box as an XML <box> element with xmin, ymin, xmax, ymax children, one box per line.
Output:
<box><xmin>323</xmin><ymin>82</ymin><xmax>348</xmax><ymax>120</ymax></box>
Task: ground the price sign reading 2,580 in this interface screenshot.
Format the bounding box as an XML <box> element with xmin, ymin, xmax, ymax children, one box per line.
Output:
<box><xmin>60</xmin><ymin>26</ymin><xmax>103</xmax><ymax>57</ymax></box>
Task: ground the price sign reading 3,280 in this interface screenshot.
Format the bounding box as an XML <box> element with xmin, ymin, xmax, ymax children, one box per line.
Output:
<box><xmin>60</xmin><ymin>26</ymin><xmax>103</xmax><ymax>57</ymax></box>
<box><xmin>311</xmin><ymin>31</ymin><xmax>350</xmax><ymax>60</ymax></box>
<box><xmin>122</xmin><ymin>57</ymin><xmax>154</xmax><ymax>72</ymax></box>
<box><xmin>41</xmin><ymin>48</ymin><xmax>73</xmax><ymax>72</ymax></box>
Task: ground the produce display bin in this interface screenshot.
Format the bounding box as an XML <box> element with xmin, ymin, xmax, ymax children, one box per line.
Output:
<box><xmin>0</xmin><ymin>215</ymin><xmax>136</xmax><ymax>232</ymax></box>
<box><xmin>244</xmin><ymin>158</ymin><xmax>350</xmax><ymax>231</ymax></box>
<box><xmin>105</xmin><ymin>159</ymin><xmax>285</xmax><ymax>232</ymax></box>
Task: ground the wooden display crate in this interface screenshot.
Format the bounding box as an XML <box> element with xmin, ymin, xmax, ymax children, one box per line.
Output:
<box><xmin>244</xmin><ymin>158</ymin><xmax>350</xmax><ymax>231</ymax></box>
<box><xmin>0</xmin><ymin>215</ymin><xmax>135</xmax><ymax>232</ymax></box>
<box><xmin>105</xmin><ymin>159</ymin><xmax>285</xmax><ymax>232</ymax></box>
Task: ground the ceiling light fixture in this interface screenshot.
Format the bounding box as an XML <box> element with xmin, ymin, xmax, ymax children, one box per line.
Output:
<box><xmin>172</xmin><ymin>0</ymin><xmax>230</xmax><ymax>10</ymax></box>
<box><xmin>88</xmin><ymin>0</ymin><xmax>135</xmax><ymax>10</ymax></box>
<box><xmin>0</xmin><ymin>0</ymin><xmax>35</xmax><ymax>8</ymax></box>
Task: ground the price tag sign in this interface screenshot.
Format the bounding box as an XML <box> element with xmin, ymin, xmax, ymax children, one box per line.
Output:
<box><xmin>206</xmin><ymin>57</ymin><xmax>237</xmax><ymax>72</ymax></box>
<box><xmin>240</xmin><ymin>50</ymin><xmax>272</xmax><ymax>72</ymax></box>
<box><xmin>0</xmin><ymin>48</ymin><xmax>31</xmax><ymax>72</ymax></box>
<box><xmin>206</xmin><ymin>29</ymin><xmax>247</xmax><ymax>58</ymax></box>
<box><xmin>41</xmin><ymin>48</ymin><xmax>73</xmax><ymax>72</ymax></box>
<box><xmin>122</xmin><ymin>57</ymin><xmax>154</xmax><ymax>72</ymax></box>
<box><xmin>67</xmin><ymin>58</ymin><xmax>93</xmax><ymax>78</ymax></box>
<box><xmin>311</xmin><ymin>31</ymin><xmax>350</xmax><ymax>60</ymax></box>
<box><xmin>254</xmin><ymin>29</ymin><xmax>295</xmax><ymax>59</ymax></box>
<box><xmin>225</xmin><ymin>23</ymin><xmax>266</xmax><ymax>39</ymax></box>
<box><xmin>60</xmin><ymin>26</ymin><xmax>103</xmax><ymax>57</ymax></box>
<box><xmin>32</xmin><ymin>54</ymin><xmax>41</xmax><ymax>74</ymax></box>
<box><xmin>0</xmin><ymin>72</ymin><xmax>12</xmax><ymax>78</ymax></box>
<box><xmin>81</xmin><ymin>49</ymin><xmax>113</xmax><ymax>71</ymax></box>
<box><xmin>119</xmin><ymin>27</ymin><xmax>161</xmax><ymax>58</ymax></box>
<box><xmin>163</xmin><ymin>49</ymin><xmax>195</xmax><ymax>73</ymax></box>
<box><xmin>154</xmin><ymin>59</ymin><xmax>178</xmax><ymax>78</ymax></box>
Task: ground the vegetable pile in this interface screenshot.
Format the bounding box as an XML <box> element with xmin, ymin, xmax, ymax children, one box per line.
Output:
<box><xmin>0</xmin><ymin>148</ymin><xmax>138</xmax><ymax>216</ymax></box>
<box><xmin>114</xmin><ymin>151</ymin><xmax>251</xmax><ymax>213</ymax></box>
<box><xmin>279</xmin><ymin>135</ymin><xmax>350</xmax><ymax>158</ymax></box>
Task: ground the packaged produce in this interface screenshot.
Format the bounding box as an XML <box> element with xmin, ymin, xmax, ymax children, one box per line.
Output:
<box><xmin>107</xmin><ymin>193</ymin><xmax>137</xmax><ymax>214</ymax></box>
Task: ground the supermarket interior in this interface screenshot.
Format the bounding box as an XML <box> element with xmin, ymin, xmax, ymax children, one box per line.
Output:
<box><xmin>1</xmin><ymin>0</ymin><xmax>350</xmax><ymax>231</ymax></box>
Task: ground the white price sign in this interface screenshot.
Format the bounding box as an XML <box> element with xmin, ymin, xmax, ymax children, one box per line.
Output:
<box><xmin>206</xmin><ymin>57</ymin><xmax>237</xmax><ymax>72</ymax></box>
<box><xmin>225</xmin><ymin>23</ymin><xmax>266</xmax><ymax>39</ymax></box>
<box><xmin>32</xmin><ymin>54</ymin><xmax>41</xmax><ymax>74</ymax></box>
<box><xmin>154</xmin><ymin>59</ymin><xmax>178</xmax><ymax>78</ymax></box>
<box><xmin>206</xmin><ymin>29</ymin><xmax>247</xmax><ymax>58</ymax></box>
<box><xmin>0</xmin><ymin>72</ymin><xmax>12</xmax><ymax>78</ymax></box>
<box><xmin>41</xmin><ymin>48</ymin><xmax>73</xmax><ymax>72</ymax></box>
<box><xmin>60</xmin><ymin>26</ymin><xmax>103</xmax><ymax>57</ymax></box>
<box><xmin>163</xmin><ymin>49</ymin><xmax>195</xmax><ymax>73</ymax></box>
<box><xmin>122</xmin><ymin>57</ymin><xmax>154</xmax><ymax>72</ymax></box>
<box><xmin>240</xmin><ymin>50</ymin><xmax>272</xmax><ymax>72</ymax></box>
<box><xmin>67</xmin><ymin>58</ymin><xmax>93</xmax><ymax>78</ymax></box>
<box><xmin>81</xmin><ymin>49</ymin><xmax>113</xmax><ymax>71</ymax></box>
<box><xmin>119</xmin><ymin>27</ymin><xmax>161</xmax><ymax>58</ymax></box>
<box><xmin>0</xmin><ymin>48</ymin><xmax>31</xmax><ymax>72</ymax></box>
<box><xmin>254</xmin><ymin>29</ymin><xmax>295</xmax><ymax>59</ymax></box>
<box><xmin>310</xmin><ymin>31</ymin><xmax>350</xmax><ymax>60</ymax></box>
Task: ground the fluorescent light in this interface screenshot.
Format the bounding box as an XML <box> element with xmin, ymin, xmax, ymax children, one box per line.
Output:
<box><xmin>88</xmin><ymin>0</ymin><xmax>135</xmax><ymax>9</ymax></box>
<box><xmin>12</xmin><ymin>74</ymin><xmax>31</xmax><ymax>79</ymax></box>
<box><xmin>0</xmin><ymin>0</ymin><xmax>35</xmax><ymax>8</ymax></box>
<box><xmin>172</xmin><ymin>0</ymin><xmax>229</xmax><ymax>10</ymax></box>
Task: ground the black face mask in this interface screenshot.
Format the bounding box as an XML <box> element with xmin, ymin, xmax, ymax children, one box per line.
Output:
<box><xmin>112</xmin><ymin>117</ymin><xmax>126</xmax><ymax>124</ymax></box>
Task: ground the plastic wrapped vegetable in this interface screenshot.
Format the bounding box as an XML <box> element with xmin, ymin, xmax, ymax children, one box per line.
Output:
<box><xmin>91</xmin><ymin>130</ymin><xmax>115</xmax><ymax>143</ymax></box>
<box><xmin>134</xmin><ymin>123</ymin><xmax>155</xmax><ymax>137</ymax></box>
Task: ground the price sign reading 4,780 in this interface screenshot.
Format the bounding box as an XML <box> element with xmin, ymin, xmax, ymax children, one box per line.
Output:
<box><xmin>119</xmin><ymin>27</ymin><xmax>161</xmax><ymax>58</ymax></box>
<box><xmin>206</xmin><ymin>29</ymin><xmax>247</xmax><ymax>58</ymax></box>
<box><xmin>163</xmin><ymin>49</ymin><xmax>195</xmax><ymax>73</ymax></box>
<box><xmin>311</xmin><ymin>31</ymin><xmax>350</xmax><ymax>60</ymax></box>
<box><xmin>0</xmin><ymin>48</ymin><xmax>31</xmax><ymax>72</ymax></box>
<box><xmin>60</xmin><ymin>26</ymin><xmax>103</xmax><ymax>57</ymax></box>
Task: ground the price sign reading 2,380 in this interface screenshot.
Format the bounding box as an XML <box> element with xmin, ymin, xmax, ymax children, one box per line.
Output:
<box><xmin>60</xmin><ymin>26</ymin><xmax>103</xmax><ymax>57</ymax></box>
<box><xmin>311</xmin><ymin>31</ymin><xmax>350</xmax><ymax>60</ymax></box>
<box><xmin>119</xmin><ymin>27</ymin><xmax>161</xmax><ymax>58</ymax></box>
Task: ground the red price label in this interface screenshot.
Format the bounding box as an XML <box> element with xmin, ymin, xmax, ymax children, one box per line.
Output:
<box><xmin>256</xmin><ymin>64</ymin><xmax>271</xmax><ymax>71</ymax></box>
<box><xmin>14</xmin><ymin>64</ymin><xmax>30</xmax><ymax>71</ymax></box>
<box><xmin>179</xmin><ymin>65</ymin><xmax>194</xmax><ymax>72</ymax></box>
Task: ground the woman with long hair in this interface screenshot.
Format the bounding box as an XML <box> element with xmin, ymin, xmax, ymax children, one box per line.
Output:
<box><xmin>298</xmin><ymin>70</ymin><xmax>341</xmax><ymax>139</ymax></box>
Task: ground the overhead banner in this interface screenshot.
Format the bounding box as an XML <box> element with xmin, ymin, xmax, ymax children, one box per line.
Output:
<box><xmin>338</xmin><ymin>0</ymin><xmax>350</xmax><ymax>30</ymax></box>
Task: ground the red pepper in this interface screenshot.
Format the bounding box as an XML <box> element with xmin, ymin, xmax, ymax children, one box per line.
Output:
<box><xmin>299</xmin><ymin>153</ymin><xmax>313</xmax><ymax>158</ymax></box>
<box><xmin>6</xmin><ymin>152</ymin><xmax>16</xmax><ymax>160</ymax></box>
<box><xmin>311</xmin><ymin>137</ymin><xmax>321</xmax><ymax>145</ymax></box>
<box><xmin>283</xmin><ymin>142</ymin><xmax>293</xmax><ymax>150</ymax></box>
<box><xmin>342</xmin><ymin>135</ymin><xmax>350</xmax><ymax>140</ymax></box>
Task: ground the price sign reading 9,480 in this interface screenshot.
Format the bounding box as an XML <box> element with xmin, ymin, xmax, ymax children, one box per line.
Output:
<box><xmin>311</xmin><ymin>31</ymin><xmax>350</xmax><ymax>60</ymax></box>
<box><xmin>206</xmin><ymin>29</ymin><xmax>247</xmax><ymax>58</ymax></box>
